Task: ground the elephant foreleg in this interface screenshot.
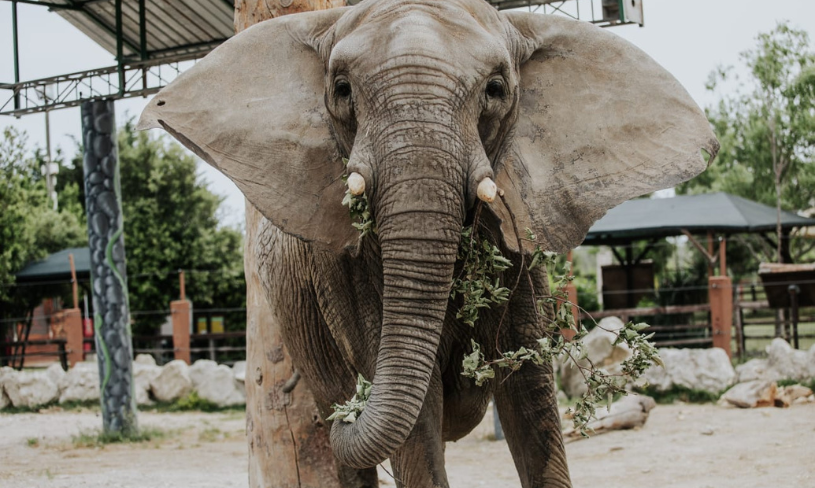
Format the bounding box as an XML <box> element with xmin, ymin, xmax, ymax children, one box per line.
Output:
<box><xmin>388</xmin><ymin>366</ymin><xmax>449</xmax><ymax>488</ymax></box>
<box><xmin>494</xmin><ymin>360</ymin><xmax>570</xmax><ymax>488</ymax></box>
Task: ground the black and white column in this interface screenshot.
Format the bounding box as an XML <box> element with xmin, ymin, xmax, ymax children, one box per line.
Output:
<box><xmin>81</xmin><ymin>100</ymin><xmax>137</xmax><ymax>434</ymax></box>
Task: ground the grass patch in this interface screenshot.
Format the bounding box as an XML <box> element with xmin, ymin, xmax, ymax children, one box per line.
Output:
<box><xmin>141</xmin><ymin>391</ymin><xmax>244</xmax><ymax>413</ymax></box>
<box><xmin>27</xmin><ymin>437</ymin><xmax>39</xmax><ymax>447</ymax></box>
<box><xmin>1</xmin><ymin>399</ymin><xmax>99</xmax><ymax>414</ymax></box>
<box><xmin>634</xmin><ymin>385</ymin><xmax>721</xmax><ymax>404</ymax></box>
<box><xmin>71</xmin><ymin>426</ymin><xmax>172</xmax><ymax>449</ymax></box>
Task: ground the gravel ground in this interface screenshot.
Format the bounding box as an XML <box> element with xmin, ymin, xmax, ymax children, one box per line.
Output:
<box><xmin>1</xmin><ymin>402</ymin><xmax>813</xmax><ymax>488</ymax></box>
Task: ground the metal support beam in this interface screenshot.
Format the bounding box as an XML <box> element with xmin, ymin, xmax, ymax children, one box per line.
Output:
<box><xmin>115</xmin><ymin>0</ymin><xmax>124</xmax><ymax>96</ymax></box>
<box><xmin>12</xmin><ymin>0</ymin><xmax>20</xmax><ymax>110</ymax></box>
<box><xmin>0</xmin><ymin>0</ymin><xmax>82</xmax><ymax>10</ymax></box>
<box><xmin>138</xmin><ymin>0</ymin><xmax>147</xmax><ymax>61</ymax></box>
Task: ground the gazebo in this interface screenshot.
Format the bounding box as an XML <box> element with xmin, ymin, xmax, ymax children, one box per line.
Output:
<box><xmin>577</xmin><ymin>192</ymin><xmax>815</xmax><ymax>356</ymax></box>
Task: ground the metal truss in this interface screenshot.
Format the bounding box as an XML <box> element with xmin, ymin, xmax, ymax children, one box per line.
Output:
<box><xmin>1</xmin><ymin>55</ymin><xmax>199</xmax><ymax>117</ymax></box>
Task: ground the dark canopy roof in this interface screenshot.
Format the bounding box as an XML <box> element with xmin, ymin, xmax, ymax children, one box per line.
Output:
<box><xmin>15</xmin><ymin>247</ymin><xmax>90</xmax><ymax>283</ymax></box>
<box><xmin>583</xmin><ymin>192</ymin><xmax>815</xmax><ymax>246</ymax></box>
<box><xmin>53</xmin><ymin>0</ymin><xmax>234</xmax><ymax>62</ymax></box>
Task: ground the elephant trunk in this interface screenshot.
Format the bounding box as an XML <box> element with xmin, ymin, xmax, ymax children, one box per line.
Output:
<box><xmin>330</xmin><ymin>160</ymin><xmax>464</xmax><ymax>469</ymax></box>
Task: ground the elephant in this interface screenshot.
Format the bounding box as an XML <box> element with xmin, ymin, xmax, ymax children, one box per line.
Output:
<box><xmin>138</xmin><ymin>1</ymin><xmax>717</xmax><ymax>486</ymax></box>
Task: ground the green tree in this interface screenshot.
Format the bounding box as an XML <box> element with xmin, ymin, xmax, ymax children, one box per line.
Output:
<box><xmin>61</xmin><ymin>122</ymin><xmax>245</xmax><ymax>334</ymax></box>
<box><xmin>0</xmin><ymin>127</ymin><xmax>87</xmax><ymax>319</ymax></box>
<box><xmin>678</xmin><ymin>23</ymin><xmax>815</xmax><ymax>264</ymax></box>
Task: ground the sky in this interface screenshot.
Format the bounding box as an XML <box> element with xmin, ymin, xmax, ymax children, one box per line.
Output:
<box><xmin>1</xmin><ymin>0</ymin><xmax>815</xmax><ymax>229</ymax></box>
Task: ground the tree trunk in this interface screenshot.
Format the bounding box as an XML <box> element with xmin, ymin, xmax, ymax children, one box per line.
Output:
<box><xmin>237</xmin><ymin>2</ymin><xmax>346</xmax><ymax>487</ymax></box>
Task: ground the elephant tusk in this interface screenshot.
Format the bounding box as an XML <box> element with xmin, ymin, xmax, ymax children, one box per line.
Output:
<box><xmin>477</xmin><ymin>177</ymin><xmax>497</xmax><ymax>203</ymax></box>
<box><xmin>347</xmin><ymin>172</ymin><xmax>366</xmax><ymax>196</ymax></box>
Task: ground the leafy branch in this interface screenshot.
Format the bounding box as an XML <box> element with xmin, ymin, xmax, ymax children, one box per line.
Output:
<box><xmin>327</xmin><ymin>374</ymin><xmax>372</xmax><ymax>424</ymax></box>
<box><xmin>458</xmin><ymin>220</ymin><xmax>662</xmax><ymax>436</ymax></box>
<box><xmin>450</xmin><ymin>225</ymin><xmax>512</xmax><ymax>327</ymax></box>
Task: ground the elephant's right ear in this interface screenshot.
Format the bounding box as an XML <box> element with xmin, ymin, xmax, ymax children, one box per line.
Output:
<box><xmin>137</xmin><ymin>8</ymin><xmax>357</xmax><ymax>252</ymax></box>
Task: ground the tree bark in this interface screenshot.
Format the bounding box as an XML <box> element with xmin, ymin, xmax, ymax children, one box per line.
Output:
<box><xmin>237</xmin><ymin>2</ymin><xmax>345</xmax><ymax>487</ymax></box>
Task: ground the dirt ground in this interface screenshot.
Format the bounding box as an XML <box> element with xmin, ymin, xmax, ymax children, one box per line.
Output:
<box><xmin>1</xmin><ymin>402</ymin><xmax>813</xmax><ymax>488</ymax></box>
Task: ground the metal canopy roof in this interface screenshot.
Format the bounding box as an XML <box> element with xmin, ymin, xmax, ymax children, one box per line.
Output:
<box><xmin>15</xmin><ymin>247</ymin><xmax>90</xmax><ymax>283</ymax></box>
<box><xmin>584</xmin><ymin>192</ymin><xmax>815</xmax><ymax>245</ymax></box>
<box><xmin>51</xmin><ymin>0</ymin><xmax>234</xmax><ymax>62</ymax></box>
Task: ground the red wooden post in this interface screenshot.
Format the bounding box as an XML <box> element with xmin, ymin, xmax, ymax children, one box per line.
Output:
<box><xmin>171</xmin><ymin>271</ymin><xmax>191</xmax><ymax>364</ymax></box>
<box><xmin>64</xmin><ymin>308</ymin><xmax>84</xmax><ymax>367</ymax></box>
<box><xmin>709</xmin><ymin>276</ymin><xmax>733</xmax><ymax>358</ymax></box>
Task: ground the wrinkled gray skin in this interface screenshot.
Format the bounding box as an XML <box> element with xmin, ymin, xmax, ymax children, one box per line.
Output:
<box><xmin>139</xmin><ymin>1</ymin><xmax>717</xmax><ymax>486</ymax></box>
<box><xmin>260</xmin><ymin>4</ymin><xmax>567</xmax><ymax>486</ymax></box>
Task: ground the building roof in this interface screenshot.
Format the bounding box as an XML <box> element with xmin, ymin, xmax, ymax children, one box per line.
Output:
<box><xmin>584</xmin><ymin>192</ymin><xmax>815</xmax><ymax>245</ymax></box>
<box><xmin>15</xmin><ymin>247</ymin><xmax>90</xmax><ymax>283</ymax></box>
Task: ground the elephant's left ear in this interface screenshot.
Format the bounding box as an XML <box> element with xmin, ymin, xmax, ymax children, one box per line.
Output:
<box><xmin>137</xmin><ymin>8</ymin><xmax>357</xmax><ymax>252</ymax></box>
<box><xmin>494</xmin><ymin>12</ymin><xmax>719</xmax><ymax>253</ymax></box>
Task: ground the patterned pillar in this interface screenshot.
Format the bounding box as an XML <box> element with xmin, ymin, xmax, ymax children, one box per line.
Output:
<box><xmin>81</xmin><ymin>100</ymin><xmax>138</xmax><ymax>434</ymax></box>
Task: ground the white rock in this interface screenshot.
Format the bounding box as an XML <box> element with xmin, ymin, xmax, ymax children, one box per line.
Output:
<box><xmin>133</xmin><ymin>362</ymin><xmax>161</xmax><ymax>405</ymax></box>
<box><xmin>766</xmin><ymin>338</ymin><xmax>810</xmax><ymax>381</ymax></box>
<box><xmin>809</xmin><ymin>345</ymin><xmax>815</xmax><ymax>378</ymax></box>
<box><xmin>560</xmin><ymin>317</ymin><xmax>631</xmax><ymax>398</ymax></box>
<box><xmin>189</xmin><ymin>359</ymin><xmax>219</xmax><ymax>390</ymax></box>
<box><xmin>641</xmin><ymin>348</ymin><xmax>735</xmax><ymax>394</ymax></box>
<box><xmin>150</xmin><ymin>359</ymin><xmax>193</xmax><ymax>402</ymax></box>
<box><xmin>58</xmin><ymin>362</ymin><xmax>100</xmax><ymax>404</ymax></box>
<box><xmin>232</xmin><ymin>361</ymin><xmax>246</xmax><ymax>397</ymax></box>
<box><xmin>196</xmin><ymin>364</ymin><xmax>246</xmax><ymax>407</ymax></box>
<box><xmin>134</xmin><ymin>354</ymin><xmax>157</xmax><ymax>366</ymax></box>
<box><xmin>735</xmin><ymin>358</ymin><xmax>769</xmax><ymax>383</ymax></box>
<box><xmin>0</xmin><ymin>366</ymin><xmax>14</xmax><ymax>409</ymax></box>
<box><xmin>566</xmin><ymin>395</ymin><xmax>656</xmax><ymax>437</ymax></box>
<box><xmin>45</xmin><ymin>363</ymin><xmax>66</xmax><ymax>389</ymax></box>
<box><xmin>5</xmin><ymin>370</ymin><xmax>59</xmax><ymax>408</ymax></box>
<box><xmin>232</xmin><ymin>361</ymin><xmax>246</xmax><ymax>383</ymax></box>
<box><xmin>722</xmin><ymin>380</ymin><xmax>777</xmax><ymax>408</ymax></box>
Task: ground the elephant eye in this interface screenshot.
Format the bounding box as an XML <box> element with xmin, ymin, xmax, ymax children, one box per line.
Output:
<box><xmin>335</xmin><ymin>80</ymin><xmax>352</xmax><ymax>99</ymax></box>
<box><xmin>485</xmin><ymin>79</ymin><xmax>506</xmax><ymax>100</ymax></box>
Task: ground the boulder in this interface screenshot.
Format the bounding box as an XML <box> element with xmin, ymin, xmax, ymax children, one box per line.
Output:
<box><xmin>133</xmin><ymin>361</ymin><xmax>161</xmax><ymax>405</ymax></box>
<box><xmin>232</xmin><ymin>361</ymin><xmax>246</xmax><ymax>383</ymax></box>
<box><xmin>195</xmin><ymin>364</ymin><xmax>246</xmax><ymax>407</ymax></box>
<box><xmin>150</xmin><ymin>359</ymin><xmax>193</xmax><ymax>402</ymax></box>
<box><xmin>45</xmin><ymin>363</ymin><xmax>66</xmax><ymax>389</ymax></box>
<box><xmin>722</xmin><ymin>380</ymin><xmax>777</xmax><ymax>408</ymax></box>
<box><xmin>641</xmin><ymin>347</ymin><xmax>735</xmax><ymax>394</ymax></box>
<box><xmin>4</xmin><ymin>369</ymin><xmax>59</xmax><ymax>408</ymax></box>
<box><xmin>58</xmin><ymin>362</ymin><xmax>100</xmax><ymax>403</ymax></box>
<box><xmin>232</xmin><ymin>361</ymin><xmax>246</xmax><ymax>396</ymax></box>
<box><xmin>564</xmin><ymin>395</ymin><xmax>656</xmax><ymax>438</ymax></box>
<box><xmin>775</xmin><ymin>384</ymin><xmax>813</xmax><ymax>408</ymax></box>
<box><xmin>735</xmin><ymin>358</ymin><xmax>769</xmax><ymax>383</ymax></box>
<box><xmin>189</xmin><ymin>359</ymin><xmax>219</xmax><ymax>390</ymax></box>
<box><xmin>560</xmin><ymin>317</ymin><xmax>631</xmax><ymax>398</ymax></box>
<box><xmin>0</xmin><ymin>366</ymin><xmax>14</xmax><ymax>409</ymax></box>
<box><xmin>134</xmin><ymin>353</ymin><xmax>157</xmax><ymax>366</ymax></box>
<box><xmin>766</xmin><ymin>338</ymin><xmax>810</xmax><ymax>382</ymax></box>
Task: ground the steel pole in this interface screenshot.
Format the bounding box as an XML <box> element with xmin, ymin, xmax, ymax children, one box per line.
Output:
<box><xmin>80</xmin><ymin>100</ymin><xmax>138</xmax><ymax>435</ymax></box>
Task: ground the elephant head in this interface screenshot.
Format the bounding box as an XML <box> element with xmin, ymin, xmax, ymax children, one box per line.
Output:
<box><xmin>138</xmin><ymin>0</ymin><xmax>717</xmax><ymax>470</ymax></box>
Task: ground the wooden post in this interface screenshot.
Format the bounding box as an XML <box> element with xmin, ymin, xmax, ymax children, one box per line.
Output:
<box><xmin>235</xmin><ymin>2</ymin><xmax>346</xmax><ymax>487</ymax></box>
<box><xmin>709</xmin><ymin>276</ymin><xmax>733</xmax><ymax>358</ymax></box>
<box><xmin>170</xmin><ymin>299</ymin><xmax>191</xmax><ymax>365</ymax></box>
<box><xmin>69</xmin><ymin>253</ymin><xmax>79</xmax><ymax>309</ymax></box>
<box><xmin>64</xmin><ymin>308</ymin><xmax>84</xmax><ymax>368</ymax></box>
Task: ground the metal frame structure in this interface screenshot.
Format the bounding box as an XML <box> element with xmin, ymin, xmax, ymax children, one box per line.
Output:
<box><xmin>1</xmin><ymin>0</ymin><xmax>232</xmax><ymax>116</ymax></box>
<box><xmin>2</xmin><ymin>0</ymin><xmax>641</xmax><ymax>117</ymax></box>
